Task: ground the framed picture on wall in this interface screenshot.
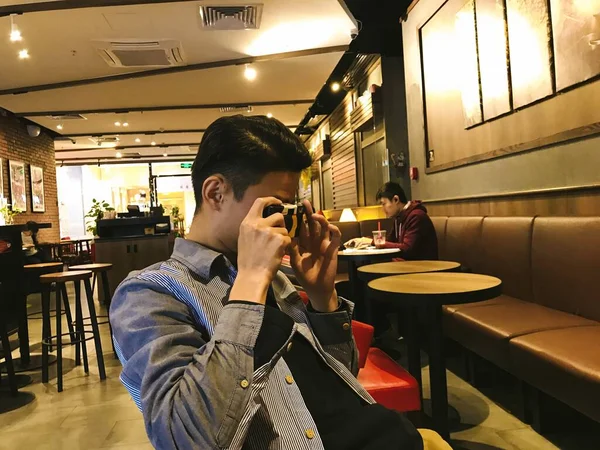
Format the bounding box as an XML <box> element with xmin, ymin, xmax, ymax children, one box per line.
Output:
<box><xmin>0</xmin><ymin>158</ymin><xmax>4</xmax><ymax>201</ymax></box>
<box><xmin>30</xmin><ymin>165</ymin><xmax>45</xmax><ymax>212</ymax></box>
<box><xmin>9</xmin><ymin>160</ymin><xmax>26</xmax><ymax>212</ymax></box>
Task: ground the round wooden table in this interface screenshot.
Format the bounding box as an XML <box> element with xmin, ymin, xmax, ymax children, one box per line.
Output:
<box><xmin>357</xmin><ymin>260</ymin><xmax>461</xmax><ymax>282</ymax></box>
<box><xmin>338</xmin><ymin>248</ymin><xmax>400</xmax><ymax>322</ymax></box>
<box><xmin>368</xmin><ymin>272</ymin><xmax>502</xmax><ymax>439</ymax></box>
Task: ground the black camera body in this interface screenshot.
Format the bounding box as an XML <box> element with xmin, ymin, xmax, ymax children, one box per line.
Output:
<box><xmin>263</xmin><ymin>204</ymin><xmax>306</xmax><ymax>238</ymax></box>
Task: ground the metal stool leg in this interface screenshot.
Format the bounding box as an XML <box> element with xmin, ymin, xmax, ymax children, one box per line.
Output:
<box><xmin>100</xmin><ymin>271</ymin><xmax>117</xmax><ymax>356</ymax></box>
<box><xmin>41</xmin><ymin>284</ymin><xmax>51</xmax><ymax>383</ymax></box>
<box><xmin>0</xmin><ymin>322</ymin><xmax>18</xmax><ymax>396</ymax></box>
<box><xmin>84</xmin><ymin>278</ymin><xmax>106</xmax><ymax>380</ymax></box>
<box><xmin>55</xmin><ymin>284</ymin><xmax>63</xmax><ymax>392</ymax></box>
<box><xmin>60</xmin><ymin>284</ymin><xmax>76</xmax><ymax>342</ymax></box>
<box><xmin>74</xmin><ymin>280</ymin><xmax>89</xmax><ymax>373</ymax></box>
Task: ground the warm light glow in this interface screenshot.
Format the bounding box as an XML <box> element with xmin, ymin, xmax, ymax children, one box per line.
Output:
<box><xmin>122</xmin><ymin>122</ymin><xmax>129</xmax><ymax>127</ymax></box>
<box><xmin>266</xmin><ymin>112</ymin><xmax>273</xmax><ymax>118</ymax></box>
<box><xmin>114</xmin><ymin>121</ymin><xmax>121</xmax><ymax>127</ymax></box>
<box><xmin>246</xmin><ymin>19</ymin><xmax>345</xmax><ymax>56</ymax></box>
<box><xmin>135</xmin><ymin>138</ymin><xmax>141</xmax><ymax>143</ymax></box>
<box><xmin>115</xmin><ymin>152</ymin><xmax>122</xmax><ymax>158</ymax></box>
<box><xmin>18</xmin><ymin>49</ymin><xmax>29</xmax><ymax>59</ymax></box>
<box><xmin>331</xmin><ymin>82</ymin><xmax>341</xmax><ymax>92</ymax></box>
<box><xmin>163</xmin><ymin>153</ymin><xmax>168</xmax><ymax>157</ymax></box>
<box><xmin>151</xmin><ymin>141</ymin><xmax>156</xmax><ymax>146</ymax></box>
<box><xmin>10</xmin><ymin>15</ymin><xmax>22</xmax><ymax>42</ymax></box>
<box><xmin>244</xmin><ymin>64</ymin><xmax>257</xmax><ymax>81</ymax></box>
<box><xmin>339</xmin><ymin>208</ymin><xmax>357</xmax><ymax>222</ymax></box>
<box><xmin>56</xmin><ymin>124</ymin><xmax>63</xmax><ymax>130</ymax></box>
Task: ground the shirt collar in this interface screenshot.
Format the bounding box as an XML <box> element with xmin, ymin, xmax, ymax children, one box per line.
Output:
<box><xmin>171</xmin><ymin>238</ymin><xmax>232</xmax><ymax>280</ymax></box>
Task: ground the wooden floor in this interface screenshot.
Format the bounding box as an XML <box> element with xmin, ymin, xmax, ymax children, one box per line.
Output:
<box><xmin>0</xmin><ymin>288</ymin><xmax>598</xmax><ymax>450</ymax></box>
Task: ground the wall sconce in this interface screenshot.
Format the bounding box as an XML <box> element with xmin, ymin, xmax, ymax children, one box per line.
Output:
<box><xmin>339</xmin><ymin>208</ymin><xmax>357</xmax><ymax>222</ymax></box>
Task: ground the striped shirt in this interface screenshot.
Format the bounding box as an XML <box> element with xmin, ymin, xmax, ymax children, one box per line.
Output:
<box><xmin>110</xmin><ymin>238</ymin><xmax>375</xmax><ymax>450</ymax></box>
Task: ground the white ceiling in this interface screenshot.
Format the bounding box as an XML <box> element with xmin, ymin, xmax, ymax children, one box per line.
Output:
<box><xmin>0</xmin><ymin>0</ymin><xmax>355</xmax><ymax>162</ymax></box>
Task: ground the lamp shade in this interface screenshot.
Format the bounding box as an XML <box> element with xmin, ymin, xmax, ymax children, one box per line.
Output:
<box><xmin>339</xmin><ymin>208</ymin><xmax>357</xmax><ymax>222</ymax></box>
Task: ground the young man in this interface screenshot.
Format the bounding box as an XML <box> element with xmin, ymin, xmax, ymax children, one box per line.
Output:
<box><xmin>111</xmin><ymin>116</ymin><xmax>449</xmax><ymax>450</ymax></box>
<box><xmin>375</xmin><ymin>182</ymin><xmax>438</xmax><ymax>260</ymax></box>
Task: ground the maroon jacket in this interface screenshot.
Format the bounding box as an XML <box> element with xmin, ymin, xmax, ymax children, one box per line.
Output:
<box><xmin>383</xmin><ymin>201</ymin><xmax>438</xmax><ymax>260</ymax></box>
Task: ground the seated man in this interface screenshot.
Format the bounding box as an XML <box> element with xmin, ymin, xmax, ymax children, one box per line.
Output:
<box><xmin>347</xmin><ymin>182</ymin><xmax>438</xmax><ymax>261</ymax></box>
<box><xmin>111</xmin><ymin>116</ymin><xmax>450</xmax><ymax>450</ymax></box>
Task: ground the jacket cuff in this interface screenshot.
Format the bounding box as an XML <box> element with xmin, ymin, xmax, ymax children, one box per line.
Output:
<box><xmin>306</xmin><ymin>297</ymin><xmax>354</xmax><ymax>345</ymax></box>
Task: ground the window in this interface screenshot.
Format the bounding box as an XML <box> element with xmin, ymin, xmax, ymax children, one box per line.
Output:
<box><xmin>362</xmin><ymin>136</ymin><xmax>389</xmax><ymax>205</ymax></box>
<box><xmin>321</xmin><ymin>159</ymin><xmax>333</xmax><ymax>210</ymax></box>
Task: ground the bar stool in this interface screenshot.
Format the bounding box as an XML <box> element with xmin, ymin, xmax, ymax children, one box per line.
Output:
<box><xmin>24</xmin><ymin>262</ymin><xmax>75</xmax><ymax>346</ymax></box>
<box><xmin>40</xmin><ymin>270</ymin><xmax>106</xmax><ymax>392</ymax></box>
<box><xmin>69</xmin><ymin>263</ymin><xmax>115</xmax><ymax>355</ymax></box>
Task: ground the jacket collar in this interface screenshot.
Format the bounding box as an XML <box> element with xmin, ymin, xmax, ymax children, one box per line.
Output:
<box><xmin>170</xmin><ymin>238</ymin><xmax>232</xmax><ymax>280</ymax></box>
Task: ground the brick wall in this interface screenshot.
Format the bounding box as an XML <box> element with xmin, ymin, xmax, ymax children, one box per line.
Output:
<box><xmin>0</xmin><ymin>112</ymin><xmax>59</xmax><ymax>242</ymax></box>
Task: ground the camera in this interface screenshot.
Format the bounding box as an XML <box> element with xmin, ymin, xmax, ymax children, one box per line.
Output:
<box><xmin>263</xmin><ymin>204</ymin><xmax>306</xmax><ymax>238</ymax></box>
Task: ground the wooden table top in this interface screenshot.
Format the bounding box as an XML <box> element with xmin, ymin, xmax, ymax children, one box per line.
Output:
<box><xmin>358</xmin><ymin>260</ymin><xmax>460</xmax><ymax>275</ymax></box>
<box><xmin>368</xmin><ymin>272</ymin><xmax>502</xmax><ymax>306</ymax></box>
<box><xmin>338</xmin><ymin>248</ymin><xmax>400</xmax><ymax>263</ymax></box>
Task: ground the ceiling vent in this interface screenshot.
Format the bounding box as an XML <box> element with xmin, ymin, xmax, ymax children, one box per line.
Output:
<box><xmin>219</xmin><ymin>105</ymin><xmax>253</xmax><ymax>113</ymax></box>
<box><xmin>93</xmin><ymin>39</ymin><xmax>185</xmax><ymax>68</ymax></box>
<box><xmin>199</xmin><ymin>5</ymin><xmax>263</xmax><ymax>30</ymax></box>
<box><xmin>48</xmin><ymin>114</ymin><xmax>86</xmax><ymax>121</ymax></box>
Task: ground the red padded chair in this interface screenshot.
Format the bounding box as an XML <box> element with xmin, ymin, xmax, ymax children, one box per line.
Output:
<box><xmin>297</xmin><ymin>291</ymin><xmax>421</xmax><ymax>413</ymax></box>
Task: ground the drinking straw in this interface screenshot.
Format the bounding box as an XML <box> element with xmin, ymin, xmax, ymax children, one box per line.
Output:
<box><xmin>378</xmin><ymin>221</ymin><xmax>381</xmax><ymax>232</ymax></box>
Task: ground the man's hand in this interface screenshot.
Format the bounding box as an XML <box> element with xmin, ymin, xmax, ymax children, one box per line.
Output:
<box><xmin>289</xmin><ymin>200</ymin><xmax>341</xmax><ymax>312</ymax></box>
<box><xmin>230</xmin><ymin>197</ymin><xmax>291</xmax><ymax>305</ymax></box>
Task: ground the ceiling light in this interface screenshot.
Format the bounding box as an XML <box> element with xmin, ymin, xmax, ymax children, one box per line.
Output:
<box><xmin>331</xmin><ymin>82</ymin><xmax>341</xmax><ymax>92</ymax></box>
<box><xmin>135</xmin><ymin>138</ymin><xmax>141</xmax><ymax>143</ymax></box>
<box><xmin>56</xmin><ymin>124</ymin><xmax>64</xmax><ymax>130</ymax></box>
<box><xmin>244</xmin><ymin>64</ymin><xmax>257</xmax><ymax>81</ymax></box>
<box><xmin>115</xmin><ymin>152</ymin><xmax>122</xmax><ymax>158</ymax></box>
<box><xmin>151</xmin><ymin>141</ymin><xmax>156</xmax><ymax>146</ymax></box>
<box><xmin>267</xmin><ymin>112</ymin><xmax>273</xmax><ymax>118</ymax></box>
<box><xmin>122</xmin><ymin>122</ymin><xmax>129</xmax><ymax>127</ymax></box>
<box><xmin>163</xmin><ymin>153</ymin><xmax>168</xmax><ymax>157</ymax></box>
<box><xmin>114</xmin><ymin>121</ymin><xmax>121</xmax><ymax>127</ymax></box>
<box><xmin>18</xmin><ymin>49</ymin><xmax>29</xmax><ymax>59</ymax></box>
<box><xmin>10</xmin><ymin>14</ymin><xmax>22</xmax><ymax>42</ymax></box>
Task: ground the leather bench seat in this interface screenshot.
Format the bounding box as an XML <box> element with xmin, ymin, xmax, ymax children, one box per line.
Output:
<box><xmin>446</xmin><ymin>300</ymin><xmax>595</xmax><ymax>368</ymax></box>
<box><xmin>509</xmin><ymin>326</ymin><xmax>600</xmax><ymax>422</ymax></box>
<box><xmin>443</xmin><ymin>294</ymin><xmax>523</xmax><ymax>315</ymax></box>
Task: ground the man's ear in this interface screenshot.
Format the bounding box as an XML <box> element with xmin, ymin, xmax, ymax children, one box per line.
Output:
<box><xmin>393</xmin><ymin>195</ymin><xmax>400</xmax><ymax>204</ymax></box>
<box><xmin>202</xmin><ymin>175</ymin><xmax>227</xmax><ymax>211</ymax></box>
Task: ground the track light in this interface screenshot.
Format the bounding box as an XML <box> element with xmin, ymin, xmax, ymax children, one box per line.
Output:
<box><xmin>151</xmin><ymin>141</ymin><xmax>156</xmax><ymax>146</ymax></box>
<box><xmin>135</xmin><ymin>138</ymin><xmax>141</xmax><ymax>143</ymax></box>
<box><xmin>163</xmin><ymin>153</ymin><xmax>168</xmax><ymax>157</ymax></box>
<box><xmin>122</xmin><ymin>122</ymin><xmax>129</xmax><ymax>127</ymax></box>
<box><xmin>116</xmin><ymin>152</ymin><xmax>122</xmax><ymax>158</ymax></box>
<box><xmin>18</xmin><ymin>49</ymin><xmax>29</xmax><ymax>59</ymax></box>
<box><xmin>56</xmin><ymin>124</ymin><xmax>64</xmax><ymax>130</ymax></box>
<box><xmin>10</xmin><ymin>14</ymin><xmax>22</xmax><ymax>42</ymax></box>
<box><xmin>244</xmin><ymin>64</ymin><xmax>257</xmax><ymax>81</ymax></box>
<box><xmin>114</xmin><ymin>121</ymin><xmax>121</xmax><ymax>127</ymax></box>
<box><xmin>331</xmin><ymin>82</ymin><xmax>341</xmax><ymax>92</ymax></box>
<box><xmin>267</xmin><ymin>113</ymin><xmax>273</xmax><ymax>118</ymax></box>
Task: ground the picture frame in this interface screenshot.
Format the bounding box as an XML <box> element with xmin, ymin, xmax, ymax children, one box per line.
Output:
<box><xmin>9</xmin><ymin>160</ymin><xmax>26</xmax><ymax>212</ymax></box>
<box><xmin>30</xmin><ymin>164</ymin><xmax>45</xmax><ymax>213</ymax></box>
<box><xmin>0</xmin><ymin>158</ymin><xmax>4</xmax><ymax>201</ymax></box>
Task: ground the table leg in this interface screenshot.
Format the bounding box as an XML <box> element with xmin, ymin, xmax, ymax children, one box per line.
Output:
<box><xmin>16</xmin><ymin>289</ymin><xmax>30</xmax><ymax>365</ymax></box>
<box><xmin>402</xmin><ymin>307</ymin><xmax>422</xmax><ymax>398</ymax></box>
<box><xmin>428</xmin><ymin>304</ymin><xmax>449</xmax><ymax>440</ymax></box>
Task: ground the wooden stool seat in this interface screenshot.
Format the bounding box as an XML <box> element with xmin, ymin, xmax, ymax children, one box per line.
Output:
<box><xmin>69</xmin><ymin>263</ymin><xmax>113</xmax><ymax>273</ymax></box>
<box><xmin>40</xmin><ymin>270</ymin><xmax>92</xmax><ymax>284</ymax></box>
<box><xmin>24</xmin><ymin>262</ymin><xmax>64</xmax><ymax>272</ymax></box>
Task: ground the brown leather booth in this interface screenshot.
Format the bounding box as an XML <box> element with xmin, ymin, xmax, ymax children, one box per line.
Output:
<box><xmin>436</xmin><ymin>216</ymin><xmax>600</xmax><ymax>423</ymax></box>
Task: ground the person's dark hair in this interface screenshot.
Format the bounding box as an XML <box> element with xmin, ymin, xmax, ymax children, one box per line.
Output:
<box><xmin>192</xmin><ymin>115</ymin><xmax>312</xmax><ymax>210</ymax></box>
<box><xmin>375</xmin><ymin>182</ymin><xmax>408</xmax><ymax>204</ymax></box>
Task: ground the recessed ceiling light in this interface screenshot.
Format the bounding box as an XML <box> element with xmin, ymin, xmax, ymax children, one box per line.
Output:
<box><xmin>56</xmin><ymin>124</ymin><xmax>64</xmax><ymax>130</ymax></box>
<box><xmin>122</xmin><ymin>122</ymin><xmax>129</xmax><ymax>127</ymax></box>
<box><xmin>151</xmin><ymin>141</ymin><xmax>156</xmax><ymax>146</ymax></box>
<box><xmin>135</xmin><ymin>138</ymin><xmax>141</xmax><ymax>143</ymax></box>
<box><xmin>18</xmin><ymin>49</ymin><xmax>29</xmax><ymax>60</ymax></box>
<box><xmin>331</xmin><ymin>82</ymin><xmax>341</xmax><ymax>92</ymax></box>
<box><xmin>10</xmin><ymin>15</ymin><xmax>22</xmax><ymax>42</ymax></box>
<box><xmin>114</xmin><ymin>121</ymin><xmax>121</xmax><ymax>127</ymax></box>
<box><xmin>115</xmin><ymin>152</ymin><xmax>122</xmax><ymax>159</ymax></box>
<box><xmin>163</xmin><ymin>153</ymin><xmax>168</xmax><ymax>157</ymax></box>
<box><xmin>244</xmin><ymin>64</ymin><xmax>257</xmax><ymax>81</ymax></box>
<box><xmin>266</xmin><ymin>113</ymin><xmax>273</xmax><ymax>118</ymax></box>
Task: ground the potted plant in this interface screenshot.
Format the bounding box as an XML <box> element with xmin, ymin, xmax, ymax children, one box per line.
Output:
<box><xmin>0</xmin><ymin>204</ymin><xmax>22</xmax><ymax>225</ymax></box>
<box><xmin>85</xmin><ymin>199</ymin><xmax>112</xmax><ymax>237</ymax></box>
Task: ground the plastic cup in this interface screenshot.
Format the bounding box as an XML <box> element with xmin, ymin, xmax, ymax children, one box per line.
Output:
<box><xmin>372</xmin><ymin>230</ymin><xmax>386</xmax><ymax>248</ymax></box>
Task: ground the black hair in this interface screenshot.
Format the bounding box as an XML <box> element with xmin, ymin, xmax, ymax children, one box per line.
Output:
<box><xmin>376</xmin><ymin>182</ymin><xmax>408</xmax><ymax>203</ymax></box>
<box><xmin>192</xmin><ymin>115</ymin><xmax>312</xmax><ymax>211</ymax></box>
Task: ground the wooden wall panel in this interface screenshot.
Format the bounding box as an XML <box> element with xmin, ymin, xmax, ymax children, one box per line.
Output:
<box><xmin>425</xmin><ymin>188</ymin><xmax>600</xmax><ymax>217</ymax></box>
<box><xmin>330</xmin><ymin>94</ymin><xmax>357</xmax><ymax>209</ymax></box>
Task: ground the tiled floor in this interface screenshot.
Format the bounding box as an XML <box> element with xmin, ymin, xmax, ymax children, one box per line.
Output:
<box><xmin>1</xmin><ymin>290</ymin><xmax>598</xmax><ymax>449</ymax></box>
